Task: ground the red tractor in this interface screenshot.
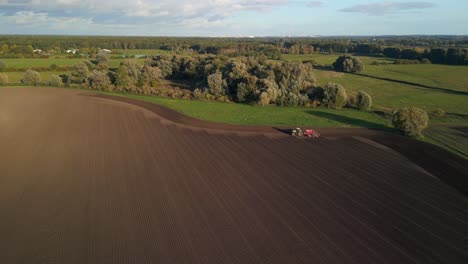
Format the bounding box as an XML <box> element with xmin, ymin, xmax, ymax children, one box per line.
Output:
<box><xmin>291</xmin><ymin>128</ymin><xmax>320</xmax><ymax>138</ymax></box>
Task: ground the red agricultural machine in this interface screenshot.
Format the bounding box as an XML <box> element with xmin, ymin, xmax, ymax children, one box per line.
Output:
<box><xmin>291</xmin><ymin>128</ymin><xmax>320</xmax><ymax>138</ymax></box>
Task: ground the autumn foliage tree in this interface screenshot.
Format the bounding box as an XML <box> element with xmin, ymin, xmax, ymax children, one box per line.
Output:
<box><xmin>333</xmin><ymin>55</ymin><xmax>364</xmax><ymax>73</ymax></box>
<box><xmin>21</xmin><ymin>70</ymin><xmax>41</xmax><ymax>86</ymax></box>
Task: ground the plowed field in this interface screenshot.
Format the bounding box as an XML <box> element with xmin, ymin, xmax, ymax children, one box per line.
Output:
<box><xmin>1</xmin><ymin>88</ymin><xmax>467</xmax><ymax>264</ymax></box>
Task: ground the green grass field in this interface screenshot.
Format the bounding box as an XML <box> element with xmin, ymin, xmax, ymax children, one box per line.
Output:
<box><xmin>361</xmin><ymin>64</ymin><xmax>468</xmax><ymax>93</ymax></box>
<box><xmin>2</xmin><ymin>71</ymin><xmax>67</xmax><ymax>83</ymax></box>
<box><xmin>0</xmin><ymin>57</ymin><xmax>144</xmax><ymax>69</ymax></box>
<box><xmin>315</xmin><ymin>70</ymin><xmax>468</xmax><ymax>115</ymax></box>
<box><xmin>280</xmin><ymin>54</ymin><xmax>394</xmax><ymax>65</ymax></box>
<box><xmin>104</xmin><ymin>91</ymin><xmax>391</xmax><ymax>129</ymax></box>
<box><xmin>279</xmin><ymin>53</ymin><xmax>468</xmax><ymax>115</ymax></box>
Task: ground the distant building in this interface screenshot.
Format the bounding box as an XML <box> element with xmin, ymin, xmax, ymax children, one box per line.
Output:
<box><xmin>66</xmin><ymin>49</ymin><xmax>78</xmax><ymax>54</ymax></box>
<box><xmin>99</xmin><ymin>49</ymin><xmax>112</xmax><ymax>54</ymax></box>
<box><xmin>33</xmin><ymin>49</ymin><xmax>43</xmax><ymax>54</ymax></box>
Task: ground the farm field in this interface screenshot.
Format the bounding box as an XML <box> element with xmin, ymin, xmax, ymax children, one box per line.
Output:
<box><xmin>0</xmin><ymin>57</ymin><xmax>144</xmax><ymax>69</ymax></box>
<box><xmin>112</xmin><ymin>48</ymin><xmax>171</xmax><ymax>55</ymax></box>
<box><xmin>1</xmin><ymin>87</ymin><xmax>467</xmax><ymax>263</ymax></box>
<box><xmin>4</xmin><ymin>71</ymin><xmax>68</xmax><ymax>83</ymax></box>
<box><xmin>279</xmin><ymin>53</ymin><xmax>468</xmax><ymax>115</ymax></box>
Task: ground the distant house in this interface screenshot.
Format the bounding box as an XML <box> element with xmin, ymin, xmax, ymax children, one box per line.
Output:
<box><xmin>66</xmin><ymin>49</ymin><xmax>78</xmax><ymax>54</ymax></box>
<box><xmin>33</xmin><ymin>49</ymin><xmax>43</xmax><ymax>54</ymax></box>
<box><xmin>99</xmin><ymin>49</ymin><xmax>112</xmax><ymax>54</ymax></box>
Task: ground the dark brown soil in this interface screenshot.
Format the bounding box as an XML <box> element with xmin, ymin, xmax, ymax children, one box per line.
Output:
<box><xmin>1</xmin><ymin>87</ymin><xmax>467</xmax><ymax>264</ymax></box>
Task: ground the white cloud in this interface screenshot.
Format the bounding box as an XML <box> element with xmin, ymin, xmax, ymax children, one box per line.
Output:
<box><xmin>340</xmin><ymin>1</ymin><xmax>436</xmax><ymax>15</ymax></box>
<box><xmin>3</xmin><ymin>11</ymin><xmax>92</xmax><ymax>30</ymax></box>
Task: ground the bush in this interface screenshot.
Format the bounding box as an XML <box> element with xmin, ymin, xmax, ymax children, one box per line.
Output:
<box><xmin>322</xmin><ymin>83</ymin><xmax>347</xmax><ymax>109</ymax></box>
<box><xmin>392</xmin><ymin>107</ymin><xmax>429</xmax><ymax>138</ymax></box>
<box><xmin>0</xmin><ymin>73</ymin><xmax>8</xmax><ymax>84</ymax></box>
<box><xmin>193</xmin><ymin>88</ymin><xmax>204</xmax><ymax>100</ymax></box>
<box><xmin>0</xmin><ymin>60</ymin><xmax>6</xmax><ymax>72</ymax></box>
<box><xmin>333</xmin><ymin>55</ymin><xmax>364</xmax><ymax>73</ymax></box>
<box><xmin>421</xmin><ymin>58</ymin><xmax>432</xmax><ymax>64</ymax></box>
<box><xmin>356</xmin><ymin>91</ymin><xmax>372</xmax><ymax>111</ymax></box>
<box><xmin>430</xmin><ymin>108</ymin><xmax>446</xmax><ymax>118</ymax></box>
<box><xmin>48</xmin><ymin>75</ymin><xmax>63</xmax><ymax>87</ymax></box>
<box><xmin>259</xmin><ymin>92</ymin><xmax>270</xmax><ymax>106</ymax></box>
<box><xmin>21</xmin><ymin>70</ymin><xmax>41</xmax><ymax>86</ymax></box>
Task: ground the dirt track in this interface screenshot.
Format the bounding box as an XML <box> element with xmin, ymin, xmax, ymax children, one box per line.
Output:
<box><xmin>1</xmin><ymin>87</ymin><xmax>467</xmax><ymax>263</ymax></box>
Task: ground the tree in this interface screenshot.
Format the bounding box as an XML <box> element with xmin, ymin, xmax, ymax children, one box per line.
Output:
<box><xmin>322</xmin><ymin>83</ymin><xmax>347</xmax><ymax>109</ymax></box>
<box><xmin>48</xmin><ymin>75</ymin><xmax>63</xmax><ymax>87</ymax></box>
<box><xmin>0</xmin><ymin>73</ymin><xmax>8</xmax><ymax>84</ymax></box>
<box><xmin>429</xmin><ymin>48</ymin><xmax>446</xmax><ymax>64</ymax></box>
<box><xmin>86</xmin><ymin>70</ymin><xmax>112</xmax><ymax>91</ymax></box>
<box><xmin>207</xmin><ymin>72</ymin><xmax>224</xmax><ymax>95</ymax></box>
<box><xmin>141</xmin><ymin>65</ymin><xmax>162</xmax><ymax>87</ymax></box>
<box><xmin>21</xmin><ymin>70</ymin><xmax>41</xmax><ymax>86</ymax></box>
<box><xmin>96</xmin><ymin>53</ymin><xmax>110</xmax><ymax>71</ymax></box>
<box><xmin>70</xmin><ymin>62</ymin><xmax>90</xmax><ymax>84</ymax></box>
<box><xmin>392</xmin><ymin>107</ymin><xmax>429</xmax><ymax>138</ymax></box>
<box><xmin>355</xmin><ymin>91</ymin><xmax>372</xmax><ymax>111</ymax></box>
<box><xmin>115</xmin><ymin>60</ymin><xmax>142</xmax><ymax>92</ymax></box>
<box><xmin>383</xmin><ymin>47</ymin><xmax>401</xmax><ymax>58</ymax></box>
<box><xmin>333</xmin><ymin>55</ymin><xmax>364</xmax><ymax>73</ymax></box>
<box><xmin>400</xmin><ymin>49</ymin><xmax>419</xmax><ymax>60</ymax></box>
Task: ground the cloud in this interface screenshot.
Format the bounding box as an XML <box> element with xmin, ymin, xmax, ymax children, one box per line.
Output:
<box><xmin>0</xmin><ymin>0</ymin><xmax>291</xmax><ymax>33</ymax></box>
<box><xmin>4</xmin><ymin>11</ymin><xmax>90</xmax><ymax>25</ymax></box>
<box><xmin>340</xmin><ymin>1</ymin><xmax>436</xmax><ymax>15</ymax></box>
<box><xmin>307</xmin><ymin>1</ymin><xmax>323</xmax><ymax>8</ymax></box>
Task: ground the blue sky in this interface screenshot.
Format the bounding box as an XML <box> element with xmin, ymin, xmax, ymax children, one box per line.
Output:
<box><xmin>0</xmin><ymin>0</ymin><xmax>466</xmax><ymax>36</ymax></box>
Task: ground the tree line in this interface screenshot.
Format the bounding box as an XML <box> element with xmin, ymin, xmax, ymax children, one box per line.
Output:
<box><xmin>1</xmin><ymin>35</ymin><xmax>467</xmax><ymax>64</ymax></box>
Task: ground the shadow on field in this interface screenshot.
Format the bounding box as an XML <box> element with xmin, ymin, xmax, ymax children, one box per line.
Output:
<box><xmin>306</xmin><ymin>110</ymin><xmax>390</xmax><ymax>131</ymax></box>
<box><xmin>355</xmin><ymin>73</ymin><xmax>468</xmax><ymax>96</ymax></box>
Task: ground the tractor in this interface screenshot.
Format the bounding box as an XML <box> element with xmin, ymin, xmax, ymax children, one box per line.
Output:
<box><xmin>291</xmin><ymin>128</ymin><xmax>320</xmax><ymax>138</ymax></box>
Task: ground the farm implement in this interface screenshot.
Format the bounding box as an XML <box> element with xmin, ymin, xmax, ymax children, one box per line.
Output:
<box><xmin>291</xmin><ymin>128</ymin><xmax>320</xmax><ymax>138</ymax></box>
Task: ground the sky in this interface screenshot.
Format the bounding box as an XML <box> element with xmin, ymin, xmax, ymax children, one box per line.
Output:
<box><xmin>0</xmin><ymin>0</ymin><xmax>466</xmax><ymax>36</ymax></box>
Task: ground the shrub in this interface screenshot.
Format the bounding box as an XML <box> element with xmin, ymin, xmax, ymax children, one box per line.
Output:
<box><xmin>333</xmin><ymin>55</ymin><xmax>364</xmax><ymax>73</ymax></box>
<box><xmin>193</xmin><ymin>88</ymin><xmax>204</xmax><ymax>100</ymax></box>
<box><xmin>259</xmin><ymin>92</ymin><xmax>270</xmax><ymax>106</ymax></box>
<box><xmin>0</xmin><ymin>73</ymin><xmax>8</xmax><ymax>84</ymax></box>
<box><xmin>421</xmin><ymin>58</ymin><xmax>432</xmax><ymax>64</ymax></box>
<box><xmin>322</xmin><ymin>83</ymin><xmax>347</xmax><ymax>109</ymax></box>
<box><xmin>356</xmin><ymin>91</ymin><xmax>372</xmax><ymax>111</ymax></box>
<box><xmin>48</xmin><ymin>75</ymin><xmax>63</xmax><ymax>87</ymax></box>
<box><xmin>0</xmin><ymin>60</ymin><xmax>6</xmax><ymax>72</ymax></box>
<box><xmin>21</xmin><ymin>70</ymin><xmax>41</xmax><ymax>86</ymax></box>
<box><xmin>392</xmin><ymin>107</ymin><xmax>429</xmax><ymax>138</ymax></box>
<box><xmin>430</xmin><ymin>108</ymin><xmax>446</xmax><ymax>118</ymax></box>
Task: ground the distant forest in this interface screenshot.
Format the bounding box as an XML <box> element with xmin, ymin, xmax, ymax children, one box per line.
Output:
<box><xmin>0</xmin><ymin>35</ymin><xmax>467</xmax><ymax>65</ymax></box>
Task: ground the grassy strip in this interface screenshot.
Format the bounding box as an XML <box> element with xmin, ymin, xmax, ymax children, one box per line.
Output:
<box><xmin>100</xmin><ymin>91</ymin><xmax>392</xmax><ymax>129</ymax></box>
